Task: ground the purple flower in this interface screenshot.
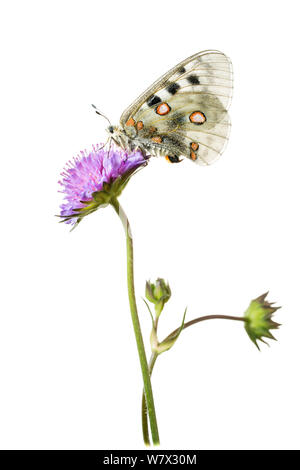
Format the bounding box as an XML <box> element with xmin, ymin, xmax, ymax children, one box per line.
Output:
<box><xmin>58</xmin><ymin>144</ymin><xmax>147</xmax><ymax>226</ymax></box>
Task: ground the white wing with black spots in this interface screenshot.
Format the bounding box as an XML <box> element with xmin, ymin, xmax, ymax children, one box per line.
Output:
<box><xmin>118</xmin><ymin>50</ymin><xmax>233</xmax><ymax>165</ymax></box>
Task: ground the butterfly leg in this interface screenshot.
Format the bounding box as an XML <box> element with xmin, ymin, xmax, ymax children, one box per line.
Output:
<box><xmin>165</xmin><ymin>155</ymin><xmax>183</xmax><ymax>163</ymax></box>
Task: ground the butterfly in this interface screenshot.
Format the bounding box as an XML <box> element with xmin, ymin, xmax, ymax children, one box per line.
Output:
<box><xmin>101</xmin><ymin>50</ymin><xmax>233</xmax><ymax>165</ymax></box>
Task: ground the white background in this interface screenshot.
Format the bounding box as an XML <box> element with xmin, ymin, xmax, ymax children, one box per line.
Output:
<box><xmin>1</xmin><ymin>0</ymin><xmax>299</xmax><ymax>450</ymax></box>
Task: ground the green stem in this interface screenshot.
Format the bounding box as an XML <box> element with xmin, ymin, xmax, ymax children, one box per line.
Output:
<box><xmin>111</xmin><ymin>198</ymin><xmax>160</xmax><ymax>446</ymax></box>
<box><xmin>142</xmin><ymin>353</ymin><xmax>158</xmax><ymax>446</ymax></box>
<box><xmin>141</xmin><ymin>313</ymin><xmax>247</xmax><ymax>443</ymax></box>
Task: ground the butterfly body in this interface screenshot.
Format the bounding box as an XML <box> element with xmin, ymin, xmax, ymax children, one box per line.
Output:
<box><xmin>106</xmin><ymin>50</ymin><xmax>233</xmax><ymax>165</ymax></box>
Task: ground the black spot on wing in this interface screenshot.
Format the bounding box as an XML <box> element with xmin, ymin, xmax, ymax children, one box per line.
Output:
<box><xmin>178</xmin><ymin>66</ymin><xmax>186</xmax><ymax>73</ymax></box>
<box><xmin>167</xmin><ymin>82</ymin><xmax>180</xmax><ymax>95</ymax></box>
<box><xmin>187</xmin><ymin>75</ymin><xmax>200</xmax><ymax>85</ymax></box>
<box><xmin>147</xmin><ymin>95</ymin><xmax>161</xmax><ymax>107</ymax></box>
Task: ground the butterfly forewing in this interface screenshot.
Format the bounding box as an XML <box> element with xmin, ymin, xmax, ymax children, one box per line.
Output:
<box><xmin>119</xmin><ymin>50</ymin><xmax>233</xmax><ymax>165</ymax></box>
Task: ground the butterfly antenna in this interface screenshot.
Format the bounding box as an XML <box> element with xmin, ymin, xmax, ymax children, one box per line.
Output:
<box><xmin>91</xmin><ymin>104</ymin><xmax>112</xmax><ymax>126</ymax></box>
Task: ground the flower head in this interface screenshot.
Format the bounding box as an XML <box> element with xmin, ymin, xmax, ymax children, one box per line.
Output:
<box><xmin>58</xmin><ymin>144</ymin><xmax>147</xmax><ymax>227</ymax></box>
<box><xmin>145</xmin><ymin>278</ymin><xmax>171</xmax><ymax>318</ymax></box>
<box><xmin>244</xmin><ymin>292</ymin><xmax>281</xmax><ymax>349</ymax></box>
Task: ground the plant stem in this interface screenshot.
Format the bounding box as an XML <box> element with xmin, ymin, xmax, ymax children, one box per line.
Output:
<box><xmin>142</xmin><ymin>353</ymin><xmax>158</xmax><ymax>446</ymax></box>
<box><xmin>141</xmin><ymin>313</ymin><xmax>247</xmax><ymax>443</ymax></box>
<box><xmin>165</xmin><ymin>314</ymin><xmax>247</xmax><ymax>342</ymax></box>
<box><xmin>110</xmin><ymin>198</ymin><xmax>160</xmax><ymax>446</ymax></box>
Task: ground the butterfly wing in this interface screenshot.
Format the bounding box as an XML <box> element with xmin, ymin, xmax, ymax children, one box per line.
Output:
<box><xmin>120</xmin><ymin>50</ymin><xmax>233</xmax><ymax>165</ymax></box>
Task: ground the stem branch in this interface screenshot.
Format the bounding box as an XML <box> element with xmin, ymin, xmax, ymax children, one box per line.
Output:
<box><xmin>165</xmin><ymin>314</ymin><xmax>247</xmax><ymax>342</ymax></box>
<box><xmin>141</xmin><ymin>313</ymin><xmax>247</xmax><ymax>443</ymax></box>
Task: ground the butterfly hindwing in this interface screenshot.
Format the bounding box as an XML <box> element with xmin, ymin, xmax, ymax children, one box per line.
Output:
<box><xmin>120</xmin><ymin>50</ymin><xmax>233</xmax><ymax>165</ymax></box>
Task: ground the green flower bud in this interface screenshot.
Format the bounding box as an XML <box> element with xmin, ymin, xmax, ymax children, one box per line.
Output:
<box><xmin>244</xmin><ymin>292</ymin><xmax>281</xmax><ymax>349</ymax></box>
<box><xmin>145</xmin><ymin>278</ymin><xmax>171</xmax><ymax>318</ymax></box>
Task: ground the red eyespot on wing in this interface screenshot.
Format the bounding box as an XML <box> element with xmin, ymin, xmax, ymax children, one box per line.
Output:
<box><xmin>126</xmin><ymin>118</ymin><xmax>136</xmax><ymax>126</ymax></box>
<box><xmin>191</xmin><ymin>142</ymin><xmax>199</xmax><ymax>151</ymax></box>
<box><xmin>136</xmin><ymin>121</ymin><xmax>144</xmax><ymax>130</ymax></box>
<box><xmin>189</xmin><ymin>111</ymin><xmax>206</xmax><ymax>125</ymax></box>
<box><xmin>190</xmin><ymin>151</ymin><xmax>197</xmax><ymax>161</ymax></box>
<box><xmin>151</xmin><ymin>136</ymin><xmax>163</xmax><ymax>143</ymax></box>
<box><xmin>155</xmin><ymin>102</ymin><xmax>171</xmax><ymax>115</ymax></box>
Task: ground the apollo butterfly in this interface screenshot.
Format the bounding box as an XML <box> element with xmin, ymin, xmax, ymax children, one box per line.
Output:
<box><xmin>101</xmin><ymin>50</ymin><xmax>233</xmax><ymax>165</ymax></box>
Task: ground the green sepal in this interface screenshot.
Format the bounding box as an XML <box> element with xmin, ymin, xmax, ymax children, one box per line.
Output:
<box><xmin>145</xmin><ymin>281</ymin><xmax>156</xmax><ymax>304</ymax></box>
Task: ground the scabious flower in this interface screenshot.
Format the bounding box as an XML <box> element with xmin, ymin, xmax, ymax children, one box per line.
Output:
<box><xmin>58</xmin><ymin>144</ymin><xmax>147</xmax><ymax>227</ymax></box>
<box><xmin>244</xmin><ymin>292</ymin><xmax>281</xmax><ymax>349</ymax></box>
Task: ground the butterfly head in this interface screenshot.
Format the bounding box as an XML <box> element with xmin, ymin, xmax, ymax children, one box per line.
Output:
<box><xmin>107</xmin><ymin>125</ymin><xmax>115</xmax><ymax>134</ymax></box>
<box><xmin>106</xmin><ymin>125</ymin><xmax>134</xmax><ymax>151</ymax></box>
